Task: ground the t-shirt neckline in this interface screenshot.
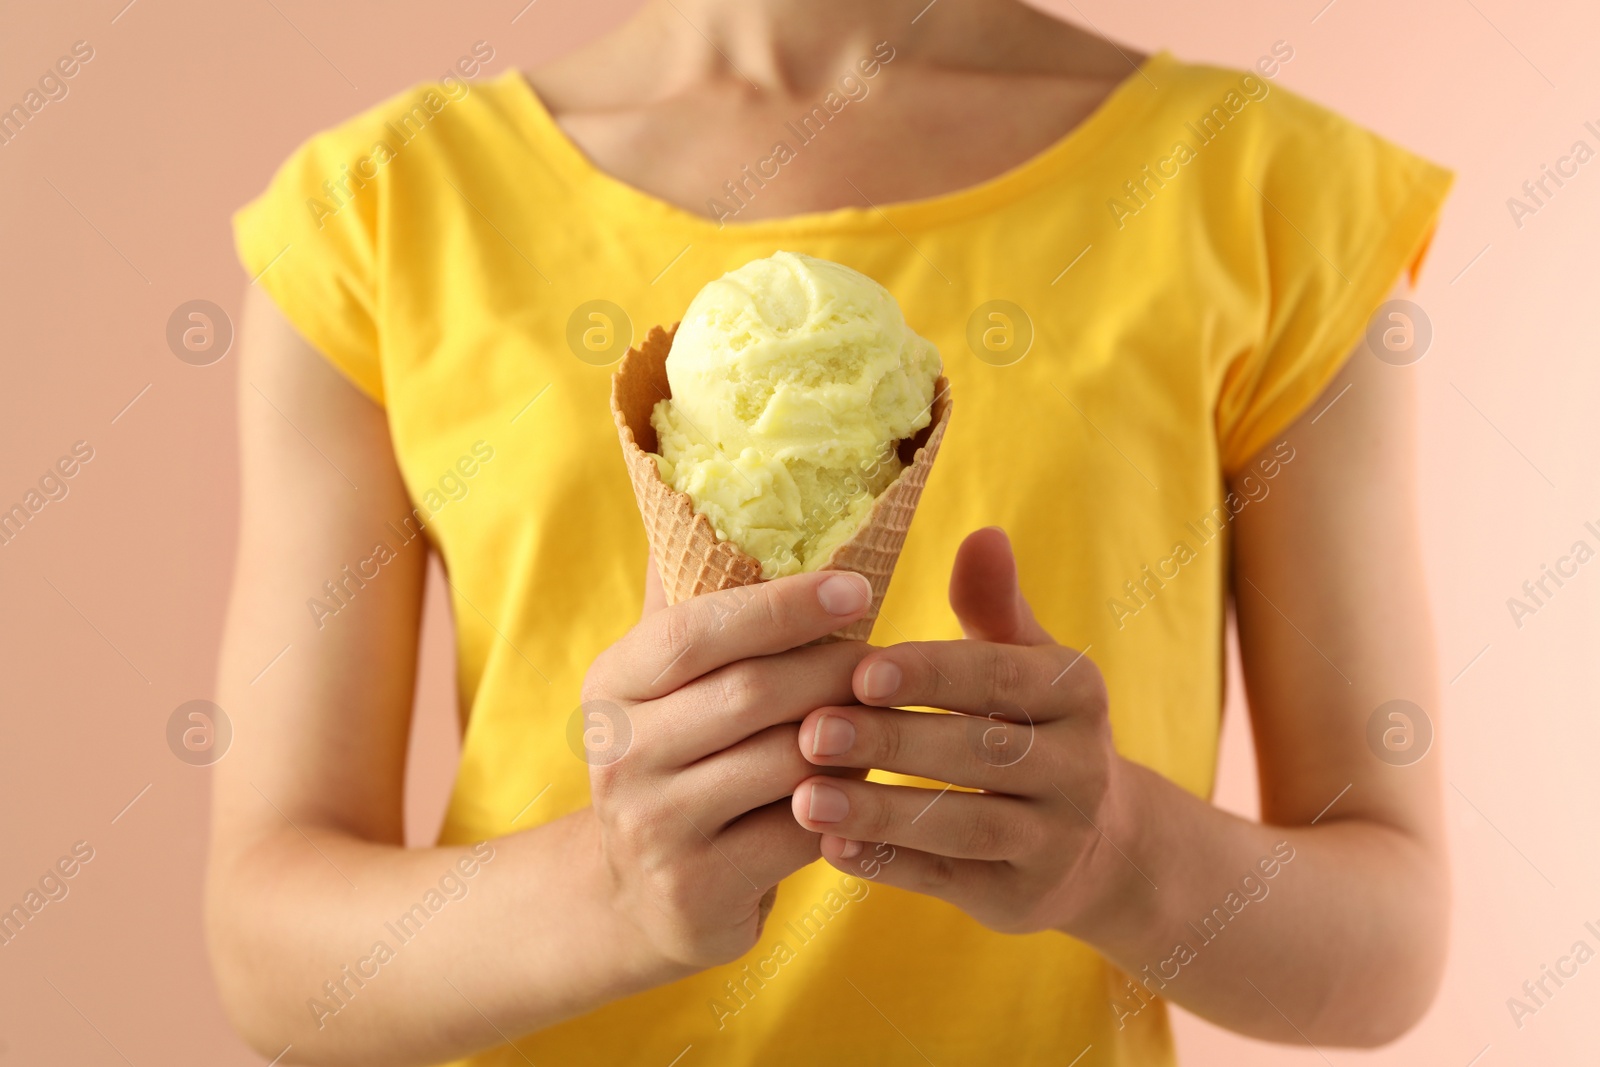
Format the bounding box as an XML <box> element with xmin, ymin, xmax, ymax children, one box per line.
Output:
<box><xmin>496</xmin><ymin>50</ymin><xmax>1171</xmax><ymax>237</ymax></box>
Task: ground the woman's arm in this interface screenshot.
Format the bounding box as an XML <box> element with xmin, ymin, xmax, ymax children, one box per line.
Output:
<box><xmin>790</xmin><ymin>327</ymin><xmax>1446</xmax><ymax>1047</ymax></box>
<box><xmin>206</xmin><ymin>289</ymin><xmax>873</xmax><ymax>1065</ymax></box>
<box><xmin>206</xmin><ymin>288</ymin><xmax>662</xmax><ymax>1065</ymax></box>
<box><xmin>1113</xmin><ymin>324</ymin><xmax>1448</xmax><ymax>1043</ymax></box>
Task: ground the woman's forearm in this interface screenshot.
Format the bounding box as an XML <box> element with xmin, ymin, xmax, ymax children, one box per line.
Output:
<box><xmin>206</xmin><ymin>808</ymin><xmax>683</xmax><ymax>1067</ymax></box>
<box><xmin>1074</xmin><ymin>759</ymin><xmax>1449</xmax><ymax>1048</ymax></box>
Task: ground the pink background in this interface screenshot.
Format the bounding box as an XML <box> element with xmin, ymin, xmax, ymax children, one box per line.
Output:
<box><xmin>1</xmin><ymin>1</ymin><xmax>1595</xmax><ymax>1063</ymax></box>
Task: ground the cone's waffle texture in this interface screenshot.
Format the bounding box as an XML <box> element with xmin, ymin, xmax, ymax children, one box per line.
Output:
<box><xmin>611</xmin><ymin>323</ymin><xmax>952</xmax><ymax>641</ymax></box>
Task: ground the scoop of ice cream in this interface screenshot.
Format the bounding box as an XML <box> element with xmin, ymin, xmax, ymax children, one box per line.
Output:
<box><xmin>650</xmin><ymin>251</ymin><xmax>941</xmax><ymax>578</ymax></box>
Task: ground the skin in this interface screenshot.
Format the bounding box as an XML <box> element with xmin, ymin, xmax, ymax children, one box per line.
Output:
<box><xmin>207</xmin><ymin>0</ymin><xmax>1446</xmax><ymax>1062</ymax></box>
<box><xmin>526</xmin><ymin>0</ymin><xmax>1143</xmax><ymax>222</ymax></box>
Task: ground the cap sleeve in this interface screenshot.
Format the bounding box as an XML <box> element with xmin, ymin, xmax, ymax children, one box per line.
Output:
<box><xmin>233</xmin><ymin>112</ymin><xmax>388</xmax><ymax>405</ymax></box>
<box><xmin>1216</xmin><ymin>87</ymin><xmax>1453</xmax><ymax>474</ymax></box>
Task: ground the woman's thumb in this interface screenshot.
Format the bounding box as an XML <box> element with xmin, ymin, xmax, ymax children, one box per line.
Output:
<box><xmin>948</xmin><ymin>527</ymin><xmax>1052</xmax><ymax>645</ymax></box>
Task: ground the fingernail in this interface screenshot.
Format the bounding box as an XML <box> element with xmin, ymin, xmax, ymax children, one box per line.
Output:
<box><xmin>818</xmin><ymin>572</ymin><xmax>871</xmax><ymax>616</ymax></box>
<box><xmin>806</xmin><ymin>782</ymin><xmax>850</xmax><ymax>823</ymax></box>
<box><xmin>838</xmin><ymin>839</ymin><xmax>863</xmax><ymax>859</ymax></box>
<box><xmin>860</xmin><ymin>660</ymin><xmax>902</xmax><ymax>701</ymax></box>
<box><xmin>811</xmin><ymin>715</ymin><xmax>856</xmax><ymax>757</ymax></box>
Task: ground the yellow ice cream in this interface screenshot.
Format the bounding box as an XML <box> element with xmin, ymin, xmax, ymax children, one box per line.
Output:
<box><xmin>651</xmin><ymin>251</ymin><xmax>941</xmax><ymax>579</ymax></box>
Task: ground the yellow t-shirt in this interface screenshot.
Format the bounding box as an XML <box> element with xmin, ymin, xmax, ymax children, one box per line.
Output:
<box><xmin>235</xmin><ymin>51</ymin><xmax>1451</xmax><ymax>1067</ymax></box>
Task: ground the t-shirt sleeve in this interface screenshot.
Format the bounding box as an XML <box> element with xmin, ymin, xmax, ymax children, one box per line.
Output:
<box><xmin>233</xmin><ymin>119</ymin><xmax>387</xmax><ymax>405</ymax></box>
<box><xmin>1215</xmin><ymin>86</ymin><xmax>1453</xmax><ymax>475</ymax></box>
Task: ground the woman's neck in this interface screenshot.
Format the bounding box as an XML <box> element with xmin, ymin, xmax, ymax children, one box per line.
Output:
<box><xmin>622</xmin><ymin>0</ymin><xmax>1110</xmax><ymax>96</ymax></box>
<box><xmin>520</xmin><ymin>1</ymin><xmax>1144</xmax><ymax>221</ymax></box>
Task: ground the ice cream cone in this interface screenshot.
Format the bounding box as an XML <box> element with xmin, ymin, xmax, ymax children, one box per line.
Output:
<box><xmin>611</xmin><ymin>323</ymin><xmax>952</xmax><ymax>641</ymax></box>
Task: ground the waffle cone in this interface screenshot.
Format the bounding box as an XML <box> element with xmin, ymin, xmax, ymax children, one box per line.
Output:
<box><xmin>610</xmin><ymin>323</ymin><xmax>952</xmax><ymax>641</ymax></box>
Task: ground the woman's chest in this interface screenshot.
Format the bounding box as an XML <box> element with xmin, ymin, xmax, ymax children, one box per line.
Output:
<box><xmin>375</xmin><ymin>240</ymin><xmax>1229</xmax><ymax>591</ymax></box>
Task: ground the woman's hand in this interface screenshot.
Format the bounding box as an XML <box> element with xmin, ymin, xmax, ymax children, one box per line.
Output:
<box><xmin>581</xmin><ymin>564</ymin><xmax>875</xmax><ymax>971</ymax></box>
<box><xmin>789</xmin><ymin>527</ymin><xmax>1138</xmax><ymax>937</ymax></box>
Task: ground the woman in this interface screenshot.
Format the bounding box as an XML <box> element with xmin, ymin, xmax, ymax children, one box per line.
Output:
<box><xmin>207</xmin><ymin>0</ymin><xmax>1452</xmax><ymax>1064</ymax></box>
